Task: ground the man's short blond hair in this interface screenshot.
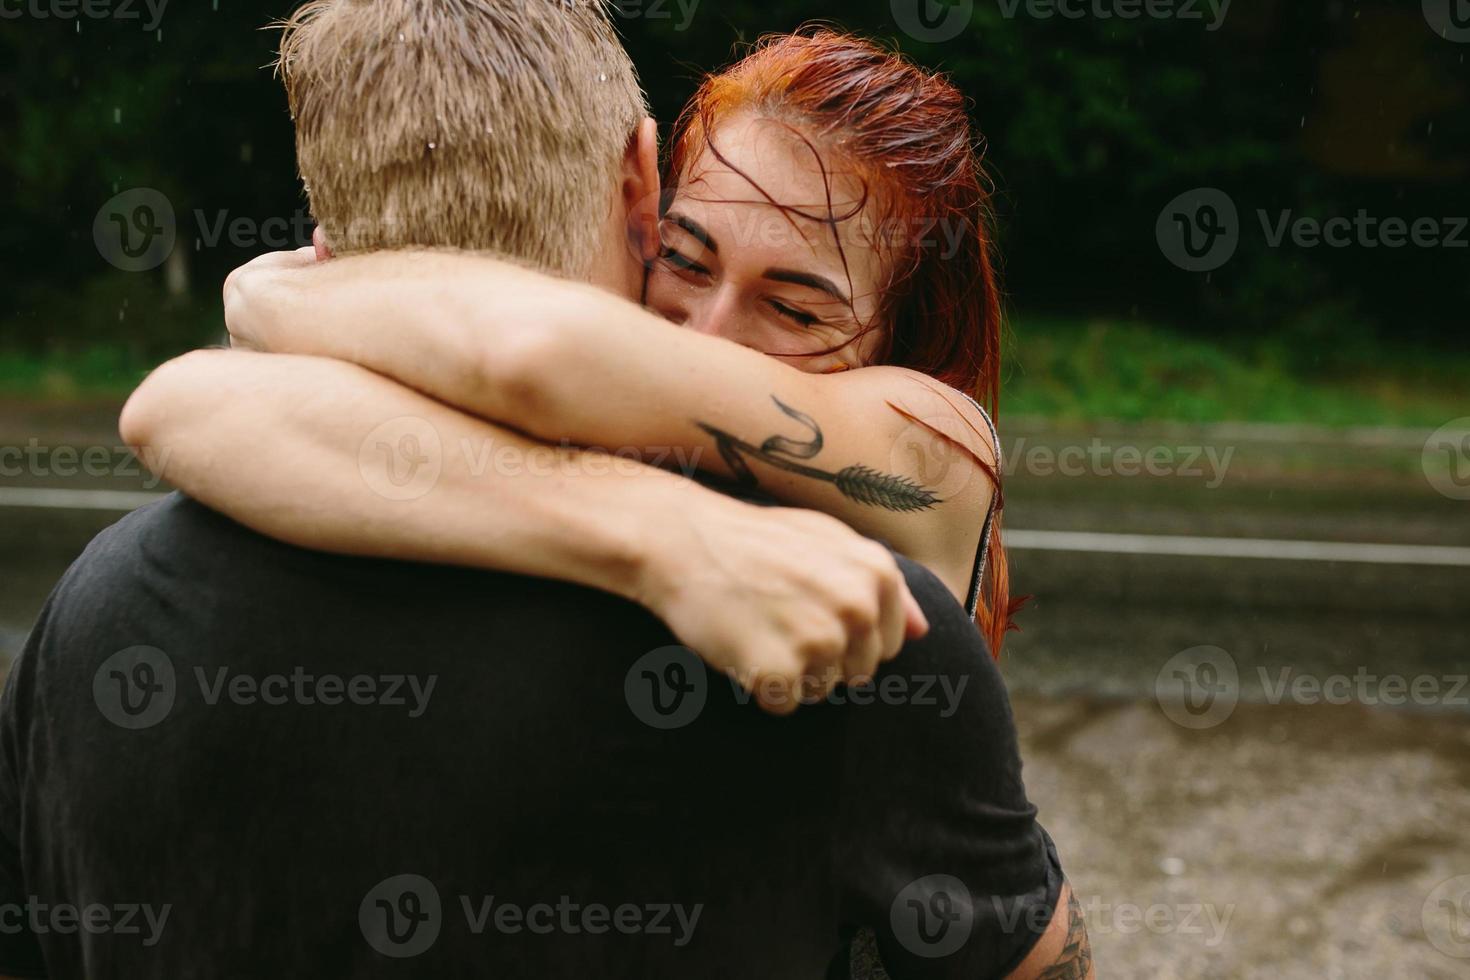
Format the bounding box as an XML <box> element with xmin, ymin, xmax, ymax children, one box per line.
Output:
<box><xmin>277</xmin><ymin>0</ymin><xmax>648</xmax><ymax>277</ymax></box>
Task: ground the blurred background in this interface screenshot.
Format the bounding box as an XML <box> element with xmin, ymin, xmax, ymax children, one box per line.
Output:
<box><xmin>1</xmin><ymin>0</ymin><xmax>1467</xmax><ymax>976</ymax></box>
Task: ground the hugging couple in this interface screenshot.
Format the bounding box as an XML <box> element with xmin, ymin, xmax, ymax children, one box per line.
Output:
<box><xmin>0</xmin><ymin>1</ymin><xmax>1092</xmax><ymax>977</ymax></box>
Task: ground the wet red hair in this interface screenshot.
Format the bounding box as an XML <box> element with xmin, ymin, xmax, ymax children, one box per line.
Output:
<box><xmin>665</xmin><ymin>28</ymin><xmax>1022</xmax><ymax>657</ymax></box>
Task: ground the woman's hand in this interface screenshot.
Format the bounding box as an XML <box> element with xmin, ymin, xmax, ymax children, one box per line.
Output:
<box><xmin>222</xmin><ymin>247</ymin><xmax>318</xmax><ymax>351</ymax></box>
<box><xmin>638</xmin><ymin>497</ymin><xmax>930</xmax><ymax>715</ymax></box>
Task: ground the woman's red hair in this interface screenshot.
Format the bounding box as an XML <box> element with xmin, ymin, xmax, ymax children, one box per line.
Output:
<box><xmin>666</xmin><ymin>28</ymin><xmax>1022</xmax><ymax>657</ymax></box>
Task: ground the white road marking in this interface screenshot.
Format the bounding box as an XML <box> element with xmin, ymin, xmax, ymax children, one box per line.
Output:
<box><xmin>0</xmin><ymin>488</ymin><xmax>167</xmax><ymax>511</ymax></box>
<box><xmin>2</xmin><ymin>489</ymin><xmax>1466</xmax><ymax>568</ymax></box>
<box><xmin>1006</xmin><ymin>530</ymin><xmax>1470</xmax><ymax>567</ymax></box>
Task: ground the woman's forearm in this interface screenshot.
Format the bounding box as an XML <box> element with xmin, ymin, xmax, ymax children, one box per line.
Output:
<box><xmin>226</xmin><ymin>249</ymin><xmax>594</xmax><ymax>427</ymax></box>
<box><xmin>226</xmin><ymin>249</ymin><xmax>806</xmax><ymax>464</ymax></box>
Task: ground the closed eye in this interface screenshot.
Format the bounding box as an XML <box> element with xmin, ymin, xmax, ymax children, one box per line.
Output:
<box><xmin>769</xmin><ymin>299</ymin><xmax>821</xmax><ymax>327</ymax></box>
<box><xmin>658</xmin><ymin>246</ymin><xmax>710</xmax><ymax>277</ymax></box>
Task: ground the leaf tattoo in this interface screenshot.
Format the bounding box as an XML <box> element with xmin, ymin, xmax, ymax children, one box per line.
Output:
<box><xmin>696</xmin><ymin>396</ymin><xmax>942</xmax><ymax>514</ymax></box>
<box><xmin>1038</xmin><ymin>888</ymin><xmax>1094</xmax><ymax>980</ymax></box>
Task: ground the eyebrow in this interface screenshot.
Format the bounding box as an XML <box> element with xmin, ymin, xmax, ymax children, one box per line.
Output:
<box><xmin>665</xmin><ymin>210</ymin><xmax>851</xmax><ymax>304</ymax></box>
<box><xmin>761</xmin><ymin>268</ymin><xmax>850</xmax><ymax>304</ymax></box>
<box><xmin>666</xmin><ymin>213</ymin><xmax>717</xmax><ymax>255</ymax></box>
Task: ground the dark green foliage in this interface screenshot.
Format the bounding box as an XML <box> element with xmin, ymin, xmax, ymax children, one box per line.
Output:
<box><xmin>2</xmin><ymin>0</ymin><xmax>1466</xmax><ymax>369</ymax></box>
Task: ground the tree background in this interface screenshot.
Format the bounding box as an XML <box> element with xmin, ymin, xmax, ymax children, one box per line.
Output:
<box><xmin>1</xmin><ymin>0</ymin><xmax>1466</xmax><ymax>384</ymax></box>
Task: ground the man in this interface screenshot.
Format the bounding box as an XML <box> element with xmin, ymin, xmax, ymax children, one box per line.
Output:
<box><xmin>0</xmin><ymin>1</ymin><xmax>1090</xmax><ymax>976</ymax></box>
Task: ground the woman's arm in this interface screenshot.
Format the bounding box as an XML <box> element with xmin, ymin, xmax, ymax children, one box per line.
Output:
<box><xmin>225</xmin><ymin>250</ymin><xmax>998</xmax><ymax>601</ymax></box>
<box><xmin>120</xmin><ymin>349</ymin><xmax>927</xmax><ymax>711</ymax></box>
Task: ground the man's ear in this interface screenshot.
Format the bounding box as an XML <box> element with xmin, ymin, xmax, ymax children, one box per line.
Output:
<box><xmin>622</xmin><ymin>117</ymin><xmax>663</xmax><ymax>264</ymax></box>
<box><xmin>312</xmin><ymin>226</ymin><xmax>333</xmax><ymax>262</ymax></box>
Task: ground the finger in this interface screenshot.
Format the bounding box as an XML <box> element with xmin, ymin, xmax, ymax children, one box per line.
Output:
<box><xmin>753</xmin><ymin>671</ymin><xmax>801</xmax><ymax>717</ymax></box>
<box><xmin>875</xmin><ymin>568</ymin><xmax>909</xmax><ymax>665</ymax></box>
<box><xmin>802</xmin><ymin>663</ymin><xmax>843</xmax><ymax>705</ymax></box>
<box><xmin>842</xmin><ymin>610</ymin><xmax>884</xmax><ymax>683</ymax></box>
<box><xmin>901</xmin><ymin>584</ymin><xmax>930</xmax><ymax>642</ymax></box>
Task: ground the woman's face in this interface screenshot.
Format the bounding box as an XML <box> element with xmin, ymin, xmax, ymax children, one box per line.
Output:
<box><xmin>645</xmin><ymin>113</ymin><xmax>890</xmax><ymax>373</ymax></box>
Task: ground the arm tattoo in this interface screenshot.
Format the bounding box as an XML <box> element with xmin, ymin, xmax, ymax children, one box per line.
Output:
<box><xmin>696</xmin><ymin>396</ymin><xmax>942</xmax><ymax>514</ymax></box>
<box><xmin>1039</xmin><ymin>889</ymin><xmax>1094</xmax><ymax>979</ymax></box>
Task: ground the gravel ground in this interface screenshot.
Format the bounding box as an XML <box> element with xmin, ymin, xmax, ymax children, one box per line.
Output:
<box><xmin>1013</xmin><ymin>694</ymin><xmax>1470</xmax><ymax>978</ymax></box>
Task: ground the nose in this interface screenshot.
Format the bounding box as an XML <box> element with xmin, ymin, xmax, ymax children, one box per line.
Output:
<box><xmin>657</xmin><ymin>284</ymin><xmax>744</xmax><ymax>340</ymax></box>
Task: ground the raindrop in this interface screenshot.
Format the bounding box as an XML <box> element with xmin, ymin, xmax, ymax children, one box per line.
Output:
<box><xmin>114</xmin><ymin>107</ymin><xmax>122</xmax><ymax>124</ymax></box>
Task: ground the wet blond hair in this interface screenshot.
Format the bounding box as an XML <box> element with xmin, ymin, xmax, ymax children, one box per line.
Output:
<box><xmin>276</xmin><ymin>0</ymin><xmax>648</xmax><ymax>277</ymax></box>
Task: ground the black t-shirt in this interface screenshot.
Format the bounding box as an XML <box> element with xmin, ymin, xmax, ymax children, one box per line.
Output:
<box><xmin>0</xmin><ymin>494</ymin><xmax>1061</xmax><ymax>979</ymax></box>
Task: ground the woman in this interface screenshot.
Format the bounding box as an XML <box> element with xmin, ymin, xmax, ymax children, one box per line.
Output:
<box><xmin>125</xmin><ymin>30</ymin><xmax>1019</xmax><ymax>684</ymax></box>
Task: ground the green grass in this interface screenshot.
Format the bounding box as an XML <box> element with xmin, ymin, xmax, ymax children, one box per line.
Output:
<box><xmin>0</xmin><ymin>348</ymin><xmax>156</xmax><ymax>399</ymax></box>
<box><xmin>1003</xmin><ymin>317</ymin><xmax>1469</xmax><ymax>428</ymax></box>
